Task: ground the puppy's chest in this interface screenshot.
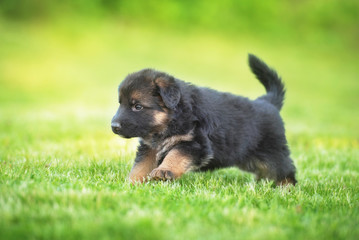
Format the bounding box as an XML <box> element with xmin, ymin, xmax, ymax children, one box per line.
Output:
<box><xmin>141</xmin><ymin>130</ymin><xmax>194</xmax><ymax>163</ymax></box>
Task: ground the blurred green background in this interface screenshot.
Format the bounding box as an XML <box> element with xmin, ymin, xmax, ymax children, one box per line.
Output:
<box><xmin>0</xmin><ymin>1</ymin><xmax>359</xmax><ymax>239</ymax></box>
<box><xmin>0</xmin><ymin>0</ymin><xmax>358</xmax><ymax>138</ymax></box>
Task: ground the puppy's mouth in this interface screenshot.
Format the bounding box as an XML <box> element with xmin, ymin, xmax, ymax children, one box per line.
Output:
<box><xmin>112</xmin><ymin>125</ymin><xmax>148</xmax><ymax>139</ymax></box>
<box><xmin>113</xmin><ymin>130</ymin><xmax>137</xmax><ymax>139</ymax></box>
<box><xmin>117</xmin><ymin>133</ymin><xmax>132</xmax><ymax>139</ymax></box>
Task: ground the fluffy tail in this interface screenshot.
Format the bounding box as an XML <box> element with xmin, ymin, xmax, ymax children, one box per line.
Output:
<box><xmin>248</xmin><ymin>54</ymin><xmax>285</xmax><ymax>110</ymax></box>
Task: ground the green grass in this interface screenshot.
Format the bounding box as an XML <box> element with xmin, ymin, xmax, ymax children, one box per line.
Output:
<box><xmin>0</xmin><ymin>20</ymin><xmax>358</xmax><ymax>240</ymax></box>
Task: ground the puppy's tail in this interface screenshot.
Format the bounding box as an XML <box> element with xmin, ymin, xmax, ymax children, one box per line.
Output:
<box><xmin>248</xmin><ymin>54</ymin><xmax>285</xmax><ymax>110</ymax></box>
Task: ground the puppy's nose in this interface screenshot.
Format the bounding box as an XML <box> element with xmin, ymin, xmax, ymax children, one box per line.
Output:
<box><xmin>111</xmin><ymin>122</ymin><xmax>121</xmax><ymax>134</ymax></box>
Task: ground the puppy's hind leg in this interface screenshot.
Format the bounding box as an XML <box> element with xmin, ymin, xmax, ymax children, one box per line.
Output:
<box><xmin>240</xmin><ymin>154</ymin><xmax>297</xmax><ymax>186</ymax></box>
<box><xmin>254</xmin><ymin>155</ymin><xmax>297</xmax><ymax>186</ymax></box>
<box><xmin>274</xmin><ymin>156</ymin><xmax>297</xmax><ymax>186</ymax></box>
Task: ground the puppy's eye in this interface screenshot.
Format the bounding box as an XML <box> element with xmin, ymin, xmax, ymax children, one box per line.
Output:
<box><xmin>132</xmin><ymin>104</ymin><xmax>143</xmax><ymax>111</ymax></box>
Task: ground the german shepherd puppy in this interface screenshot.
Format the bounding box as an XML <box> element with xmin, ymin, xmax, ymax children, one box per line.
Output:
<box><xmin>111</xmin><ymin>54</ymin><xmax>297</xmax><ymax>186</ymax></box>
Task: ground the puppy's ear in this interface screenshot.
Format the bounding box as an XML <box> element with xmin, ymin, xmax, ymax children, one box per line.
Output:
<box><xmin>155</xmin><ymin>76</ymin><xmax>181</xmax><ymax>109</ymax></box>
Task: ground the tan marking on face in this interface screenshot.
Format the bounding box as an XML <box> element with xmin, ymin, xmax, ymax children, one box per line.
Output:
<box><xmin>150</xmin><ymin>149</ymin><xmax>192</xmax><ymax>180</ymax></box>
<box><xmin>130</xmin><ymin>90</ymin><xmax>154</xmax><ymax>107</ymax></box>
<box><xmin>131</xmin><ymin>91</ymin><xmax>142</xmax><ymax>101</ymax></box>
<box><xmin>153</xmin><ymin>110</ymin><xmax>169</xmax><ymax>125</ymax></box>
<box><xmin>128</xmin><ymin>148</ymin><xmax>157</xmax><ymax>183</ymax></box>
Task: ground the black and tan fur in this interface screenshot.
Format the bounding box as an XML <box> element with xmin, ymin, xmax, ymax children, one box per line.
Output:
<box><xmin>111</xmin><ymin>54</ymin><xmax>297</xmax><ymax>186</ymax></box>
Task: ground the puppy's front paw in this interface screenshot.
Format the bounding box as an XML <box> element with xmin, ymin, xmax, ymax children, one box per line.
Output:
<box><xmin>149</xmin><ymin>168</ymin><xmax>175</xmax><ymax>181</ymax></box>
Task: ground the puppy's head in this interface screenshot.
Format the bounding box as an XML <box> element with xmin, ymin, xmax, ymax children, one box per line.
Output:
<box><xmin>111</xmin><ymin>69</ymin><xmax>181</xmax><ymax>138</ymax></box>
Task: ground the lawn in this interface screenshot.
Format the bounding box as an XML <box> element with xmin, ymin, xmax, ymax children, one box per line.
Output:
<box><xmin>0</xmin><ymin>19</ymin><xmax>358</xmax><ymax>240</ymax></box>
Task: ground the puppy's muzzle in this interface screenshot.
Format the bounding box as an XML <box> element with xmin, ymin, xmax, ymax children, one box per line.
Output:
<box><xmin>111</xmin><ymin>122</ymin><xmax>121</xmax><ymax>134</ymax></box>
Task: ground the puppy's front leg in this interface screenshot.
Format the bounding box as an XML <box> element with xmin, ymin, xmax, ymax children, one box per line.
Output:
<box><xmin>129</xmin><ymin>145</ymin><xmax>157</xmax><ymax>183</ymax></box>
<box><xmin>149</xmin><ymin>148</ymin><xmax>193</xmax><ymax>181</ymax></box>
